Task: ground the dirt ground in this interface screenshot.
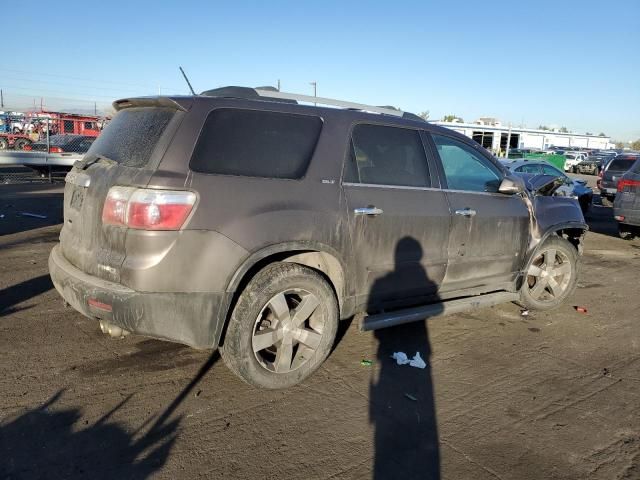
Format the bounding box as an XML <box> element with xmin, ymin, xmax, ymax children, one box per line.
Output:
<box><xmin>1</xmin><ymin>176</ymin><xmax>639</xmax><ymax>480</ymax></box>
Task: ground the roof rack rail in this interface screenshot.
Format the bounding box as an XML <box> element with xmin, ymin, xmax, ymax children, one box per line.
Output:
<box><xmin>254</xmin><ymin>89</ymin><xmax>404</xmax><ymax>117</ymax></box>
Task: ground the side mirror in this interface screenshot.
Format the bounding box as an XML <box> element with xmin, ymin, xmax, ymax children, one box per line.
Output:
<box><xmin>498</xmin><ymin>176</ymin><xmax>524</xmax><ymax>195</ymax></box>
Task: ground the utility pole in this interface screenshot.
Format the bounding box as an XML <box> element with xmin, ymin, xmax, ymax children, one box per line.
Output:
<box><xmin>309</xmin><ymin>81</ymin><xmax>317</xmax><ymax>106</ymax></box>
<box><xmin>277</xmin><ymin>79</ymin><xmax>281</xmax><ymax>91</ymax></box>
<box><xmin>505</xmin><ymin>123</ymin><xmax>512</xmax><ymax>158</ymax></box>
<box><xmin>0</xmin><ymin>89</ymin><xmax>4</xmax><ymax>109</ymax></box>
<box><xmin>94</xmin><ymin>102</ymin><xmax>97</xmax><ymax>116</ymax></box>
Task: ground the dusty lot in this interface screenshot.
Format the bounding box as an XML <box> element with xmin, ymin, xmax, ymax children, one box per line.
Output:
<box><xmin>1</xmin><ymin>177</ymin><xmax>639</xmax><ymax>480</ymax></box>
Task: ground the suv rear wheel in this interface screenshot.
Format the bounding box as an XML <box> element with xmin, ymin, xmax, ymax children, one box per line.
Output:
<box><xmin>220</xmin><ymin>262</ymin><xmax>338</xmax><ymax>389</ymax></box>
<box><xmin>519</xmin><ymin>236</ymin><xmax>579</xmax><ymax>311</ymax></box>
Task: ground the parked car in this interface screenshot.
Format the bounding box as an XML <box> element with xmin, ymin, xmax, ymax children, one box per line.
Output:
<box><xmin>502</xmin><ymin>159</ymin><xmax>593</xmax><ymax>212</ymax></box>
<box><xmin>598</xmin><ymin>153</ymin><xmax>640</xmax><ymax>206</ymax></box>
<box><xmin>23</xmin><ymin>134</ymin><xmax>96</xmax><ymax>153</ymax></box>
<box><xmin>576</xmin><ymin>156</ymin><xmax>600</xmax><ymax>175</ymax></box>
<box><xmin>613</xmin><ymin>157</ymin><xmax>640</xmax><ymax>240</ymax></box>
<box><xmin>49</xmin><ymin>87</ymin><xmax>587</xmax><ymax>389</ymax></box>
<box><xmin>563</xmin><ymin>153</ymin><xmax>588</xmax><ymax>173</ymax></box>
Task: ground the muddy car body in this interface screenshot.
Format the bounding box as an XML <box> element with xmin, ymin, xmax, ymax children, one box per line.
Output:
<box><xmin>49</xmin><ymin>87</ymin><xmax>587</xmax><ymax>388</ymax></box>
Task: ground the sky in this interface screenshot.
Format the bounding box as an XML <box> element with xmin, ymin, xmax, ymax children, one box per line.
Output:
<box><xmin>3</xmin><ymin>0</ymin><xmax>639</xmax><ymax>140</ymax></box>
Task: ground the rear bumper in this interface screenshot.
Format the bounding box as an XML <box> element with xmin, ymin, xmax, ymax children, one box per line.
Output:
<box><xmin>49</xmin><ymin>244</ymin><xmax>228</xmax><ymax>349</ymax></box>
<box><xmin>614</xmin><ymin>208</ymin><xmax>640</xmax><ymax>227</ymax></box>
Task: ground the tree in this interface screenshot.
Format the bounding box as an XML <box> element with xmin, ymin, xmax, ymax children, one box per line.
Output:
<box><xmin>614</xmin><ymin>141</ymin><xmax>627</xmax><ymax>149</ymax></box>
<box><xmin>632</xmin><ymin>139</ymin><xmax>640</xmax><ymax>151</ymax></box>
<box><xmin>585</xmin><ymin>132</ymin><xmax>593</xmax><ymax>136</ymax></box>
<box><xmin>538</xmin><ymin>125</ymin><xmax>550</xmax><ymax>131</ymax></box>
<box><xmin>418</xmin><ymin>111</ymin><xmax>430</xmax><ymax>120</ymax></box>
<box><xmin>598</xmin><ymin>132</ymin><xmax>607</xmax><ymax>137</ymax></box>
<box><xmin>443</xmin><ymin>114</ymin><xmax>463</xmax><ymax>122</ymax></box>
<box><xmin>559</xmin><ymin>126</ymin><xmax>569</xmax><ymax>133</ymax></box>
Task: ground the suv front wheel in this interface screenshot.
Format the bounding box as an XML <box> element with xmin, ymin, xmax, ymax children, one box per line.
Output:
<box><xmin>220</xmin><ymin>262</ymin><xmax>338</xmax><ymax>389</ymax></box>
<box><xmin>519</xmin><ymin>236</ymin><xmax>579</xmax><ymax>311</ymax></box>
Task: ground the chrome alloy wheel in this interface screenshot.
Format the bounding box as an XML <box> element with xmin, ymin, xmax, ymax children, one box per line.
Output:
<box><xmin>526</xmin><ymin>247</ymin><xmax>573</xmax><ymax>303</ymax></box>
<box><xmin>251</xmin><ymin>289</ymin><xmax>325</xmax><ymax>373</ymax></box>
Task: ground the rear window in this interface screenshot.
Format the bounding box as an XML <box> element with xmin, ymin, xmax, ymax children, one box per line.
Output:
<box><xmin>87</xmin><ymin>107</ymin><xmax>175</xmax><ymax>167</ymax></box>
<box><xmin>189</xmin><ymin>108</ymin><xmax>322</xmax><ymax>179</ymax></box>
<box><xmin>608</xmin><ymin>158</ymin><xmax>637</xmax><ymax>171</ymax></box>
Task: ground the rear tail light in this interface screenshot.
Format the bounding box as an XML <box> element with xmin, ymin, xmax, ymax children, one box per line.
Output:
<box><xmin>22</xmin><ymin>144</ymin><xmax>32</xmax><ymax>151</ymax></box>
<box><xmin>49</xmin><ymin>146</ymin><xmax>63</xmax><ymax>153</ymax></box>
<box><xmin>617</xmin><ymin>179</ymin><xmax>640</xmax><ymax>193</ymax></box>
<box><xmin>614</xmin><ymin>215</ymin><xmax>625</xmax><ymax>221</ymax></box>
<box><xmin>102</xmin><ymin>187</ymin><xmax>196</xmax><ymax>230</ymax></box>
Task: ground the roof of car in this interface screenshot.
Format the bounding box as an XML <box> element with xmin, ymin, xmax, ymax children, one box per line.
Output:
<box><xmin>501</xmin><ymin>159</ymin><xmax>559</xmax><ymax>170</ymax></box>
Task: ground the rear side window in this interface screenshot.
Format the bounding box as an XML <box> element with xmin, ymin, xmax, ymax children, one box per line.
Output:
<box><xmin>190</xmin><ymin>109</ymin><xmax>322</xmax><ymax>179</ymax></box>
<box><xmin>88</xmin><ymin>107</ymin><xmax>175</xmax><ymax>167</ymax></box>
<box><xmin>344</xmin><ymin>124</ymin><xmax>430</xmax><ymax>187</ymax></box>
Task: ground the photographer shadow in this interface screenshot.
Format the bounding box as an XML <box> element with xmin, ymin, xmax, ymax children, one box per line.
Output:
<box><xmin>368</xmin><ymin>237</ymin><xmax>441</xmax><ymax>480</ymax></box>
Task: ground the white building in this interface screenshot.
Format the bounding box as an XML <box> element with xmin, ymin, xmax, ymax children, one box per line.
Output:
<box><xmin>432</xmin><ymin>121</ymin><xmax>613</xmax><ymax>152</ymax></box>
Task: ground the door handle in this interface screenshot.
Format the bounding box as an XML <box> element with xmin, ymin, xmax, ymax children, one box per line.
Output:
<box><xmin>354</xmin><ymin>206</ymin><xmax>384</xmax><ymax>216</ymax></box>
<box><xmin>455</xmin><ymin>208</ymin><xmax>477</xmax><ymax>217</ymax></box>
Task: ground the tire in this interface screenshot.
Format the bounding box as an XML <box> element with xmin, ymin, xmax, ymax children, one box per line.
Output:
<box><xmin>519</xmin><ymin>236</ymin><xmax>579</xmax><ymax>311</ymax></box>
<box><xmin>13</xmin><ymin>138</ymin><xmax>31</xmax><ymax>150</ymax></box>
<box><xmin>0</xmin><ymin>138</ymin><xmax>8</xmax><ymax>150</ymax></box>
<box><xmin>220</xmin><ymin>262</ymin><xmax>338</xmax><ymax>389</ymax></box>
<box><xmin>619</xmin><ymin>225</ymin><xmax>637</xmax><ymax>241</ymax></box>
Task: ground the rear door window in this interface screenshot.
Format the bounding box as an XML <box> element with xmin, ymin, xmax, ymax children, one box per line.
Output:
<box><xmin>87</xmin><ymin>108</ymin><xmax>176</xmax><ymax>167</ymax></box>
<box><xmin>515</xmin><ymin>164</ymin><xmax>541</xmax><ymax>174</ymax></box>
<box><xmin>344</xmin><ymin>124</ymin><xmax>430</xmax><ymax>187</ymax></box>
<box><xmin>189</xmin><ymin>108</ymin><xmax>322</xmax><ymax>179</ymax></box>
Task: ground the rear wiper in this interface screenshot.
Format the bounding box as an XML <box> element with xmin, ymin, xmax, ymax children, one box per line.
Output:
<box><xmin>74</xmin><ymin>155</ymin><xmax>114</xmax><ymax>170</ymax></box>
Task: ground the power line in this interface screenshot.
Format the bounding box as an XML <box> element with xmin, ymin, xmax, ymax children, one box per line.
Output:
<box><xmin>0</xmin><ymin>67</ymin><xmax>184</xmax><ymax>91</ymax></box>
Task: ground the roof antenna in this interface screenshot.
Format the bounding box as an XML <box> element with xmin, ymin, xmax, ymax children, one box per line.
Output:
<box><xmin>179</xmin><ymin>66</ymin><xmax>196</xmax><ymax>95</ymax></box>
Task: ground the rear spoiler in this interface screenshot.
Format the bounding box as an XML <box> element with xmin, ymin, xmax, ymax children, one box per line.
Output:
<box><xmin>112</xmin><ymin>96</ymin><xmax>190</xmax><ymax>112</ymax></box>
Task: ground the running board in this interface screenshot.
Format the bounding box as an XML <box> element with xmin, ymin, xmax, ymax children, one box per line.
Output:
<box><xmin>359</xmin><ymin>291</ymin><xmax>519</xmax><ymax>332</ymax></box>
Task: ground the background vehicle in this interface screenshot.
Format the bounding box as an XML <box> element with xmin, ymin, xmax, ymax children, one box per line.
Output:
<box><xmin>503</xmin><ymin>159</ymin><xmax>593</xmax><ymax>212</ymax></box>
<box><xmin>613</xmin><ymin>157</ymin><xmax>640</xmax><ymax>239</ymax></box>
<box><xmin>563</xmin><ymin>153</ymin><xmax>587</xmax><ymax>173</ymax></box>
<box><xmin>598</xmin><ymin>153</ymin><xmax>640</xmax><ymax>206</ymax></box>
<box><xmin>49</xmin><ymin>87</ymin><xmax>587</xmax><ymax>389</ymax></box>
<box><xmin>24</xmin><ymin>134</ymin><xmax>96</xmax><ymax>154</ymax></box>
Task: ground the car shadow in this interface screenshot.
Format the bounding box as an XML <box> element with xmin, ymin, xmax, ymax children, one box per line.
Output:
<box><xmin>368</xmin><ymin>237</ymin><xmax>441</xmax><ymax>479</ymax></box>
<box><xmin>0</xmin><ymin>352</ymin><xmax>219</xmax><ymax>479</ymax></box>
<box><xmin>584</xmin><ymin>194</ymin><xmax>619</xmax><ymax>239</ymax></box>
<box><xmin>0</xmin><ymin>274</ymin><xmax>53</xmax><ymax>317</ymax></box>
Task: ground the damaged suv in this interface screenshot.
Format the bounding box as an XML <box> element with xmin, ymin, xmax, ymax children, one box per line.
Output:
<box><xmin>49</xmin><ymin>87</ymin><xmax>587</xmax><ymax>388</ymax></box>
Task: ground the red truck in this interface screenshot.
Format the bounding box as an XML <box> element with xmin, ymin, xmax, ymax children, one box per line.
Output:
<box><xmin>0</xmin><ymin>112</ymin><xmax>104</xmax><ymax>150</ymax></box>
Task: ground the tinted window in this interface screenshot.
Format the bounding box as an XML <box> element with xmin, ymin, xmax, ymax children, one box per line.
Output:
<box><xmin>432</xmin><ymin>134</ymin><xmax>502</xmax><ymax>192</ymax></box>
<box><xmin>608</xmin><ymin>158</ymin><xmax>637</xmax><ymax>171</ymax></box>
<box><xmin>515</xmin><ymin>164</ymin><xmax>541</xmax><ymax>174</ymax></box>
<box><xmin>345</xmin><ymin>124</ymin><xmax>430</xmax><ymax>187</ymax></box>
<box><xmin>63</xmin><ymin>120</ymin><xmax>74</xmax><ymax>133</ymax></box>
<box><xmin>190</xmin><ymin>109</ymin><xmax>322</xmax><ymax>179</ymax></box>
<box><xmin>632</xmin><ymin>159</ymin><xmax>640</xmax><ymax>174</ymax></box>
<box><xmin>87</xmin><ymin>108</ymin><xmax>175</xmax><ymax>167</ymax></box>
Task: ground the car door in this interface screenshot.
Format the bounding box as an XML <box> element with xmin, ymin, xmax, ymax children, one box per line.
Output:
<box><xmin>342</xmin><ymin>123</ymin><xmax>451</xmax><ymax>311</ymax></box>
<box><xmin>427</xmin><ymin>132</ymin><xmax>530</xmax><ymax>293</ymax></box>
